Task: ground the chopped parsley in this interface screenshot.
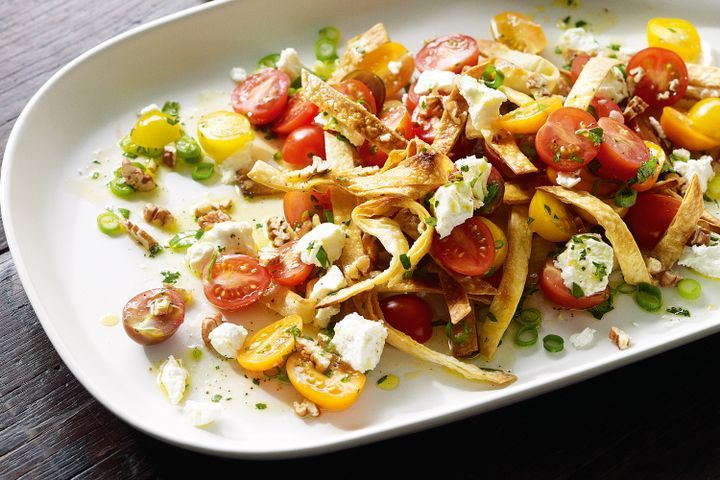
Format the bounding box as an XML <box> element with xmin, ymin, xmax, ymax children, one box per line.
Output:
<box><xmin>424</xmin><ymin>216</ymin><xmax>438</xmax><ymax>226</ymax></box>
<box><xmin>255</xmin><ymin>403</ymin><xmax>268</xmax><ymax>410</ymax></box>
<box><xmin>399</xmin><ymin>253</ymin><xmax>411</xmax><ymax>270</ymax></box>
<box><xmin>316</xmin><ymin>245</ymin><xmax>330</xmax><ymax>268</ymax></box>
<box><xmin>460</xmin><ymin>165</ymin><xmax>469</xmax><ymax>172</ymax></box>
<box><xmin>160</xmin><ymin>271</ymin><xmax>180</xmax><ymax>284</ymax></box>
<box><xmin>211</xmin><ymin>394</ymin><xmax>222</xmax><ymax>403</ymax></box>
<box><xmin>588</xmin><ymin>291</ymin><xmax>615</xmax><ymax>319</ymax></box>
<box><xmin>324</xmin><ymin>209</ymin><xmax>334</xmax><ymax>224</ymax></box>
<box><xmin>285</xmin><ymin>326</ymin><xmax>301</xmax><ymax>338</ymax></box>
<box><xmin>571</xmin><ymin>283</ymin><xmax>585</xmax><ymax>298</ymax></box>
<box><xmin>576</xmin><ymin>127</ymin><xmax>604</xmax><ymax>147</ymax></box>
<box><xmin>161</xmin><ymin>101</ymin><xmax>180</xmax><ymax>125</ymax></box>
<box><xmin>634</xmin><ymin>156</ymin><xmax>658</xmax><ymax>184</ymax></box>
<box><xmin>666</xmin><ymin>306</ymin><xmax>690</xmax><ymax>317</ymax></box>
<box><xmin>593</xmin><ymin>261</ymin><xmax>608</xmax><ymax>281</ymax></box>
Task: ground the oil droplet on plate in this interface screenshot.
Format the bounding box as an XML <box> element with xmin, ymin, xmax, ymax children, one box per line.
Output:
<box><xmin>100</xmin><ymin>313</ymin><xmax>119</xmax><ymax>326</ymax></box>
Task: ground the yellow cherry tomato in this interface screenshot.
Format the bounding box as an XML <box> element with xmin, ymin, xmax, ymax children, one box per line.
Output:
<box><xmin>632</xmin><ymin>141</ymin><xmax>666</xmax><ymax>192</ymax></box>
<box><xmin>661</xmin><ymin>107</ymin><xmax>720</xmax><ymax>151</ymax></box>
<box><xmin>491</xmin><ymin>11</ymin><xmax>547</xmax><ymax>54</ymax></box>
<box><xmin>688</xmin><ymin>98</ymin><xmax>720</xmax><ymax>143</ymax></box>
<box><xmin>197</xmin><ymin>110</ymin><xmax>254</xmax><ymax>162</ymax></box>
<box><xmin>479</xmin><ymin>217</ymin><xmax>507</xmax><ymax>271</ymax></box>
<box><xmin>358</xmin><ymin>42</ymin><xmax>414</xmax><ymax>97</ymax></box>
<box><xmin>528</xmin><ymin>190</ymin><xmax>577</xmax><ymax>242</ymax></box>
<box><xmin>647</xmin><ymin>18</ymin><xmax>701</xmax><ymax>62</ymax></box>
<box><xmin>497</xmin><ymin>96</ymin><xmax>563</xmax><ymax>134</ymax></box>
<box><xmin>236</xmin><ymin>315</ymin><xmax>301</xmax><ymax>372</ymax></box>
<box><xmin>130</xmin><ymin>110</ymin><xmax>182</xmax><ymax>149</ymax></box>
<box><xmin>286</xmin><ymin>353</ymin><xmax>366</xmax><ymax>411</ymax></box>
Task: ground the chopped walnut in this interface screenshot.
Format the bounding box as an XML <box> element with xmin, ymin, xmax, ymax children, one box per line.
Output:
<box><xmin>293</xmin><ymin>157</ymin><xmax>331</xmax><ymax>180</ymax></box>
<box><xmin>645</xmin><ymin>256</ymin><xmax>663</xmax><ymax>275</ymax></box>
<box><xmin>344</xmin><ymin>255</ymin><xmax>371</xmax><ymax>281</ymax></box>
<box><xmin>526</xmin><ymin>74</ymin><xmax>550</xmax><ymax>98</ymax></box>
<box><xmin>162</xmin><ymin>144</ymin><xmax>177</xmax><ymax>168</ymax></box>
<box><xmin>149</xmin><ymin>294</ymin><xmax>171</xmax><ymax>316</ymax></box>
<box><xmin>120</xmin><ymin>159</ymin><xmax>156</xmax><ymax>192</ymax></box>
<box><xmin>688</xmin><ymin>227</ymin><xmax>713</xmax><ymax>246</ymax></box>
<box><xmin>296</xmin><ymin>337</ymin><xmax>334</xmax><ymax>373</ymax></box>
<box><xmin>622</xmin><ymin>96</ymin><xmax>649</xmax><ymax>122</ymax></box>
<box><xmin>609</xmin><ymin>326</ymin><xmax>632</xmax><ymax>350</ymax></box>
<box><xmin>197</xmin><ymin>210</ymin><xmax>231</xmax><ymax>231</ymax></box>
<box><xmin>122</xmin><ymin>219</ymin><xmax>159</xmax><ymax>252</ymax></box>
<box><xmin>266</xmin><ymin>216</ymin><xmax>293</xmax><ymax>247</ymax></box>
<box><xmin>658</xmin><ymin>270</ymin><xmax>682</xmax><ymax>287</ymax></box>
<box><xmin>143</xmin><ymin>203</ymin><xmax>174</xmax><ymax>227</ymax></box>
<box><xmin>257</xmin><ymin>246</ymin><xmax>281</xmax><ymax>266</ymax></box>
<box><xmin>572</xmin><ymin>216</ymin><xmax>590</xmax><ymax>234</ymax></box>
<box><xmin>193</xmin><ymin>199</ymin><xmax>233</xmax><ymax>218</ymax></box>
<box><xmin>201</xmin><ymin>313</ymin><xmax>223</xmax><ymax>353</ymax></box>
<box><xmin>236</xmin><ymin>172</ymin><xmax>279</xmax><ymax>196</ymax></box>
<box><xmin>293</xmin><ymin>399</ymin><xmax>320</xmax><ymax>418</ymax></box>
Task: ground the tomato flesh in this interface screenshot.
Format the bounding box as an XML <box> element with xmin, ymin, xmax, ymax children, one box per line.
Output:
<box><xmin>432</xmin><ymin>217</ymin><xmax>495</xmax><ymax>276</ymax></box>
<box><xmin>232</xmin><ymin>68</ymin><xmax>291</xmax><ymax>125</ymax></box>
<box><xmin>204</xmin><ymin>255</ymin><xmax>270</xmax><ymax>311</ymax></box>
<box><xmin>595</xmin><ymin>117</ymin><xmax>650</xmax><ymax>181</ymax></box>
<box><xmin>283</xmin><ymin>190</ymin><xmax>332</xmax><ymax>228</ymax></box>
<box><xmin>334</xmin><ymin>79</ymin><xmax>377</xmax><ymax>114</ymax></box>
<box><xmin>415</xmin><ymin>34</ymin><xmax>479</xmax><ymax>73</ymax></box>
<box><xmin>272</xmin><ymin>95</ymin><xmax>319</xmax><ymax>135</ymax></box>
<box><xmin>379</xmin><ymin>295</ymin><xmax>433</xmax><ymax>343</ymax></box>
<box><xmin>589</xmin><ymin>96</ymin><xmax>623</xmax><ymax>121</ymax></box>
<box><xmin>282</xmin><ymin>125</ymin><xmax>326</xmax><ymax>166</ymax></box>
<box><xmin>122</xmin><ymin>288</ymin><xmax>185</xmax><ymax>345</ymax></box>
<box><xmin>626</xmin><ymin>47</ymin><xmax>688</xmax><ymax>108</ymax></box>
<box><xmin>540</xmin><ymin>260</ymin><xmax>609</xmax><ymax>310</ymax></box>
<box><xmin>535</xmin><ymin>107</ymin><xmax>599</xmax><ymax>171</ymax></box>
<box><xmin>570</xmin><ymin>54</ymin><xmax>591</xmax><ymax>85</ymax></box>
<box><xmin>267</xmin><ymin>241</ymin><xmax>313</xmax><ymax>287</ymax></box>
<box><xmin>625</xmin><ymin>193</ymin><xmax>680</xmax><ymax>249</ymax></box>
<box><xmin>359</xmin><ymin>102</ymin><xmax>413</xmax><ymax>167</ymax></box>
<box><xmin>237</xmin><ymin>315</ymin><xmax>301</xmax><ymax>372</ymax></box>
<box><xmin>286</xmin><ymin>353</ymin><xmax>365</xmax><ymax>411</ymax></box>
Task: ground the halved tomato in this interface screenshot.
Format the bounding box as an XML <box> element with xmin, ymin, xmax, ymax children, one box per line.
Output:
<box><xmin>432</xmin><ymin>217</ymin><xmax>495</xmax><ymax>276</ymax></box>
<box><xmin>535</xmin><ymin>107</ymin><xmax>599</xmax><ymax>171</ymax></box>
<box><xmin>589</xmin><ymin>96</ymin><xmax>623</xmax><ymax>121</ymax></box>
<box><xmin>595</xmin><ymin>117</ymin><xmax>650</xmax><ymax>181</ymax></box>
<box><xmin>661</xmin><ymin>106</ymin><xmax>720</xmax><ymax>151</ymax></box>
<box><xmin>267</xmin><ymin>241</ymin><xmax>313</xmax><ymax>287</ymax></box>
<box><xmin>497</xmin><ymin>96</ymin><xmax>563</xmax><ymax>134</ymax></box>
<box><xmin>415</xmin><ymin>34</ymin><xmax>479</xmax><ymax>73</ymax></box>
<box><xmin>334</xmin><ymin>79</ymin><xmax>377</xmax><ymax>114</ymax></box>
<box><xmin>232</xmin><ymin>68</ymin><xmax>291</xmax><ymax>125</ymax></box>
<box><xmin>204</xmin><ymin>255</ymin><xmax>271</xmax><ymax>311</ymax></box>
<box><xmin>237</xmin><ymin>315</ymin><xmax>302</xmax><ymax>372</ymax></box>
<box><xmin>272</xmin><ymin>95</ymin><xmax>319</xmax><ymax>135</ymax></box>
<box><xmin>281</xmin><ymin>125</ymin><xmax>326</xmax><ymax>166</ymax></box>
<box><xmin>283</xmin><ymin>190</ymin><xmax>333</xmax><ymax>227</ymax></box>
<box><xmin>540</xmin><ymin>260</ymin><xmax>609</xmax><ymax>310</ymax></box>
<box><xmin>122</xmin><ymin>288</ymin><xmax>185</xmax><ymax>345</ymax></box>
<box><xmin>625</xmin><ymin>193</ymin><xmax>681</xmax><ymax>249</ymax></box>
<box><xmin>286</xmin><ymin>352</ymin><xmax>365</xmax><ymax>411</ymax></box>
<box><xmin>626</xmin><ymin>47</ymin><xmax>688</xmax><ymax>107</ymax></box>
<box><xmin>380</xmin><ymin>295</ymin><xmax>433</xmax><ymax>343</ymax></box>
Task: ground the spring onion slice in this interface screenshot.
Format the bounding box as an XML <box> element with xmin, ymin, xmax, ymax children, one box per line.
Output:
<box><xmin>677</xmin><ymin>279</ymin><xmax>701</xmax><ymax>300</ymax></box>
<box><xmin>543</xmin><ymin>334</ymin><xmax>564</xmax><ymax>353</ymax></box>
<box><xmin>97</xmin><ymin>212</ymin><xmax>122</xmax><ymax>235</ymax></box>
<box><xmin>514</xmin><ymin>324</ymin><xmax>538</xmax><ymax>347</ymax></box>
<box><xmin>634</xmin><ymin>282</ymin><xmax>662</xmax><ymax>312</ymax></box>
<box><xmin>192</xmin><ymin>162</ymin><xmax>214</xmax><ymax>181</ymax></box>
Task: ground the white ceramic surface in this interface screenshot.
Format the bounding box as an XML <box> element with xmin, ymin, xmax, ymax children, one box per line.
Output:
<box><xmin>3</xmin><ymin>0</ymin><xmax>720</xmax><ymax>459</ymax></box>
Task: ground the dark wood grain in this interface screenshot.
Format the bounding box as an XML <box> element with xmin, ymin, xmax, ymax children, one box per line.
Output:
<box><xmin>2</xmin><ymin>1</ymin><xmax>720</xmax><ymax>478</ymax></box>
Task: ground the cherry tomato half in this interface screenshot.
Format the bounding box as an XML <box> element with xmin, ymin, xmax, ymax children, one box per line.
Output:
<box><xmin>589</xmin><ymin>96</ymin><xmax>623</xmax><ymax>121</ymax></box>
<box><xmin>540</xmin><ymin>260</ymin><xmax>609</xmax><ymax>310</ymax></box>
<box><xmin>661</xmin><ymin>107</ymin><xmax>720</xmax><ymax>151</ymax></box>
<box><xmin>595</xmin><ymin>117</ymin><xmax>650</xmax><ymax>181</ymax></box>
<box><xmin>283</xmin><ymin>190</ymin><xmax>332</xmax><ymax>227</ymax></box>
<box><xmin>570</xmin><ymin>53</ymin><xmax>591</xmax><ymax>85</ymax></box>
<box><xmin>272</xmin><ymin>95</ymin><xmax>319</xmax><ymax>135</ymax></box>
<box><xmin>626</xmin><ymin>47</ymin><xmax>688</xmax><ymax>108</ymax></box>
<box><xmin>359</xmin><ymin>101</ymin><xmax>414</xmax><ymax>167</ymax></box>
<box><xmin>122</xmin><ymin>288</ymin><xmax>185</xmax><ymax>345</ymax></box>
<box><xmin>204</xmin><ymin>255</ymin><xmax>271</xmax><ymax>311</ymax></box>
<box><xmin>380</xmin><ymin>295</ymin><xmax>433</xmax><ymax>343</ymax></box>
<box><xmin>237</xmin><ymin>315</ymin><xmax>302</xmax><ymax>372</ymax></box>
<box><xmin>334</xmin><ymin>79</ymin><xmax>377</xmax><ymax>114</ymax></box>
<box><xmin>232</xmin><ymin>68</ymin><xmax>291</xmax><ymax>125</ymax></box>
<box><xmin>267</xmin><ymin>241</ymin><xmax>314</xmax><ymax>287</ymax></box>
<box><xmin>281</xmin><ymin>125</ymin><xmax>326</xmax><ymax>166</ymax></box>
<box><xmin>286</xmin><ymin>353</ymin><xmax>365</xmax><ymax>411</ymax></box>
<box><xmin>535</xmin><ymin>107</ymin><xmax>599</xmax><ymax>171</ymax></box>
<box><xmin>625</xmin><ymin>193</ymin><xmax>680</xmax><ymax>250</ymax></box>
<box><xmin>415</xmin><ymin>34</ymin><xmax>479</xmax><ymax>73</ymax></box>
<box><xmin>478</xmin><ymin>167</ymin><xmax>505</xmax><ymax>215</ymax></box>
<box><xmin>432</xmin><ymin>217</ymin><xmax>495</xmax><ymax>276</ymax></box>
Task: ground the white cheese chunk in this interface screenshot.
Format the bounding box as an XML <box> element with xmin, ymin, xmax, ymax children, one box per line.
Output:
<box><xmin>277</xmin><ymin>47</ymin><xmax>303</xmax><ymax>81</ymax></box>
<box><xmin>294</xmin><ymin>223</ymin><xmax>345</xmax><ymax>267</ymax></box>
<box><xmin>157</xmin><ymin>355</ymin><xmax>188</xmax><ymax>405</ymax></box>
<box><xmin>569</xmin><ymin>327</ymin><xmax>597</xmax><ymax>349</ymax></box>
<box><xmin>309</xmin><ymin>265</ymin><xmax>347</xmax><ymax>301</ymax></box>
<box><xmin>387</xmin><ymin>60</ymin><xmax>402</xmax><ymax>75</ymax></box>
<box><xmin>186</xmin><ymin>242</ymin><xmax>217</xmax><ymax>276</ymax></box>
<box><xmin>556</xmin><ymin>170</ymin><xmax>582</xmax><ymax>188</ymax></box>
<box><xmin>556</xmin><ymin>27</ymin><xmax>602</xmax><ymax>55</ymax></box>
<box><xmin>209</xmin><ymin>322</ymin><xmax>248</xmax><ymax>358</ymax></box>
<box><xmin>332</xmin><ymin>313</ymin><xmax>388</xmax><ymax>371</ymax></box>
<box><xmin>554</xmin><ymin>233</ymin><xmax>614</xmax><ymax>297</ymax></box>
<box><xmin>414</xmin><ymin>69</ymin><xmax>457</xmax><ymax>95</ymax></box>
<box><xmin>455</xmin><ymin>155</ymin><xmax>492</xmax><ymax>209</ymax></box>
<box><xmin>673</xmin><ymin>155</ymin><xmax>714</xmax><ymax>193</ymax></box>
<box><xmin>229</xmin><ymin>67</ymin><xmax>247</xmax><ymax>83</ymax></box>
<box><xmin>671</xmin><ymin>148</ymin><xmax>691</xmax><ymax>162</ymax></box>
<box><xmin>183</xmin><ymin>400</ymin><xmax>221</xmax><ymax>427</ymax></box>
<box><xmin>679</xmin><ymin>241</ymin><xmax>720</xmax><ymax>278</ymax></box>
<box><xmin>432</xmin><ymin>182</ymin><xmax>474</xmax><ymax>238</ymax></box>
<box><xmin>204</xmin><ymin>221</ymin><xmax>257</xmax><ymax>255</ymax></box>
<box><xmin>456</xmin><ymin>75</ymin><xmax>507</xmax><ymax>138</ymax></box>
<box><xmin>314</xmin><ymin>305</ymin><xmax>340</xmax><ymax>328</ymax></box>
<box><xmin>598</xmin><ymin>66</ymin><xmax>629</xmax><ymax>104</ymax></box>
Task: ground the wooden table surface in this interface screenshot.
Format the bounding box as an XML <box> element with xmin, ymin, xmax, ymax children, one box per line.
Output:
<box><xmin>2</xmin><ymin>1</ymin><xmax>720</xmax><ymax>478</ymax></box>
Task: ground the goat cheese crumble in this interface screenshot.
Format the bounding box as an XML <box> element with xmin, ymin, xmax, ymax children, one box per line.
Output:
<box><xmin>157</xmin><ymin>355</ymin><xmax>188</xmax><ymax>405</ymax></box>
<box><xmin>209</xmin><ymin>322</ymin><xmax>248</xmax><ymax>358</ymax></box>
<box><xmin>554</xmin><ymin>234</ymin><xmax>614</xmax><ymax>297</ymax></box>
<box><xmin>309</xmin><ymin>265</ymin><xmax>347</xmax><ymax>301</ymax></box>
<box><xmin>456</xmin><ymin>75</ymin><xmax>507</xmax><ymax>138</ymax></box>
<box><xmin>332</xmin><ymin>313</ymin><xmax>388</xmax><ymax>371</ymax></box>
<box><xmin>183</xmin><ymin>400</ymin><xmax>221</xmax><ymax>427</ymax></box>
<box><xmin>294</xmin><ymin>223</ymin><xmax>345</xmax><ymax>267</ymax></box>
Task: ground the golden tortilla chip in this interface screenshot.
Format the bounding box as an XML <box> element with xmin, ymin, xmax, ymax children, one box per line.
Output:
<box><xmin>650</xmin><ymin>176</ymin><xmax>703</xmax><ymax>270</ymax></box>
<box><xmin>498</xmin><ymin>85</ymin><xmax>535</xmax><ymax>106</ymax></box>
<box><xmin>330</xmin><ymin>23</ymin><xmax>390</xmax><ymax>82</ymax></box>
<box><xmin>261</xmin><ymin>284</ymin><xmax>316</xmax><ymax>324</ymax></box>
<box><xmin>685</xmin><ymin>85</ymin><xmax>720</xmax><ymax>100</ymax></box>
<box><xmin>687</xmin><ymin>63</ymin><xmax>720</xmax><ymax>90</ymax></box>
<box><xmin>538</xmin><ymin>186</ymin><xmax>652</xmax><ymax>284</ymax></box>
<box><xmin>437</xmin><ymin>268</ymin><xmax>472</xmax><ymax>324</ymax></box>
<box><xmin>478</xmin><ymin>206</ymin><xmax>533</xmax><ymax>360</ymax></box>
<box><xmin>302</xmin><ymin>71</ymin><xmax>407</xmax><ymax>152</ymax></box>
<box><xmin>376</xmin><ymin>277</ymin><xmax>444</xmax><ymax>295</ymax></box>
<box><xmin>503</xmin><ymin>174</ymin><xmax>550</xmax><ymax>205</ymax></box>
<box><xmin>564</xmin><ymin>56</ymin><xmax>621</xmax><ymax>110</ymax></box>
<box><xmin>700</xmin><ymin>211</ymin><xmax>720</xmax><ymax>234</ymax></box>
<box><xmin>476</xmin><ymin>40</ymin><xmax>560</xmax><ymax>96</ymax></box>
<box><xmin>482</xmin><ymin>129</ymin><xmax>538</xmax><ymax>175</ymax></box>
<box><xmin>331</xmin><ymin>188</ymin><xmax>371</xmax><ymax>281</ymax></box>
<box><xmin>430</xmin><ymin>88</ymin><xmax>468</xmax><ymax>155</ymax></box>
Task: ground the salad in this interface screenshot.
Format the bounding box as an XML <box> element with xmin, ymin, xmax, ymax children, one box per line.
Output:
<box><xmin>95</xmin><ymin>12</ymin><xmax>720</xmax><ymax>425</ymax></box>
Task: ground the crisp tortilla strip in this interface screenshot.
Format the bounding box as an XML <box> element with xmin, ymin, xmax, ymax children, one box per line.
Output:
<box><xmin>456</xmin><ymin>275</ymin><xmax>499</xmax><ymax>296</ymax></box>
<box><xmin>686</xmin><ymin>85</ymin><xmax>720</xmax><ymax>100</ymax></box>
<box><xmin>503</xmin><ymin>174</ymin><xmax>550</xmax><ymax>205</ymax></box>
<box><xmin>437</xmin><ymin>268</ymin><xmax>472</xmax><ymax>324</ymax></box>
<box><xmin>478</xmin><ymin>206</ymin><xmax>533</xmax><ymax>360</ymax></box>
<box><xmin>450</xmin><ymin>307</ymin><xmax>480</xmax><ymax>358</ymax></box>
<box><xmin>303</xmin><ymin>71</ymin><xmax>407</xmax><ymax>153</ymax></box>
<box><xmin>687</xmin><ymin>63</ymin><xmax>720</xmax><ymax>89</ymax></box>
<box><xmin>324</xmin><ymin>132</ymin><xmax>356</xmax><ymax>170</ymax></box>
<box><xmin>538</xmin><ymin>186</ymin><xmax>653</xmax><ymax>284</ymax></box>
<box><xmin>700</xmin><ymin>210</ymin><xmax>720</xmax><ymax>234</ymax></box>
<box><xmin>247</xmin><ymin>160</ymin><xmax>345</xmax><ymax>192</ymax></box>
<box><xmin>564</xmin><ymin>56</ymin><xmax>621</xmax><ymax>110</ymax></box>
<box><xmin>482</xmin><ymin>129</ymin><xmax>538</xmax><ymax>175</ymax></box>
<box><xmin>331</xmin><ymin>188</ymin><xmax>370</xmax><ymax>281</ymax></box>
<box><xmin>498</xmin><ymin>85</ymin><xmax>535</xmax><ymax>106</ymax></box>
<box><xmin>430</xmin><ymin>88</ymin><xmax>468</xmax><ymax>155</ymax></box>
<box><xmin>317</xmin><ymin>196</ymin><xmax>433</xmax><ymax>307</ymax></box>
<box><xmin>476</xmin><ymin>40</ymin><xmax>560</xmax><ymax>96</ymax></box>
<box><xmin>330</xmin><ymin>23</ymin><xmax>390</xmax><ymax>82</ymax></box>
<box><xmin>376</xmin><ymin>278</ymin><xmax>443</xmax><ymax>295</ymax></box>
<box><xmin>650</xmin><ymin>176</ymin><xmax>703</xmax><ymax>270</ymax></box>
<box><xmin>261</xmin><ymin>284</ymin><xmax>316</xmax><ymax>324</ymax></box>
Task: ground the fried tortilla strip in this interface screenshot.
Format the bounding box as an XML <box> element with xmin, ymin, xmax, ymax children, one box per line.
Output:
<box><xmin>538</xmin><ymin>186</ymin><xmax>652</xmax><ymax>284</ymax></box>
<box><xmin>686</xmin><ymin>85</ymin><xmax>720</xmax><ymax>100</ymax></box>
<box><xmin>482</xmin><ymin>129</ymin><xmax>538</xmax><ymax>175</ymax></box>
<box><xmin>503</xmin><ymin>174</ymin><xmax>550</xmax><ymax>205</ymax></box>
<box><xmin>687</xmin><ymin>63</ymin><xmax>720</xmax><ymax>91</ymax></box>
<box><xmin>431</xmin><ymin>88</ymin><xmax>468</xmax><ymax>155</ymax></box>
<box><xmin>700</xmin><ymin>211</ymin><xmax>720</xmax><ymax>234</ymax></box>
<box><xmin>564</xmin><ymin>56</ymin><xmax>621</xmax><ymax>110</ymax></box>
<box><xmin>426</xmin><ymin>260</ymin><xmax>499</xmax><ymax>296</ymax></box>
<box><xmin>330</xmin><ymin>23</ymin><xmax>390</xmax><ymax>82</ymax></box>
<box><xmin>476</xmin><ymin>40</ymin><xmax>560</xmax><ymax>96</ymax></box>
<box><xmin>437</xmin><ymin>268</ymin><xmax>472</xmax><ymax>324</ymax></box>
<box><xmin>376</xmin><ymin>278</ymin><xmax>444</xmax><ymax>295</ymax></box>
<box><xmin>247</xmin><ymin>160</ymin><xmax>341</xmax><ymax>192</ymax></box>
<box><xmin>261</xmin><ymin>284</ymin><xmax>316</xmax><ymax>324</ymax></box>
<box><xmin>498</xmin><ymin>85</ymin><xmax>535</xmax><ymax>106</ymax></box>
<box><xmin>650</xmin><ymin>176</ymin><xmax>703</xmax><ymax>270</ymax></box>
<box><xmin>303</xmin><ymin>70</ymin><xmax>407</xmax><ymax>153</ymax></box>
<box><xmin>317</xmin><ymin>196</ymin><xmax>434</xmax><ymax>307</ymax></box>
<box><xmin>331</xmin><ymin>188</ymin><xmax>371</xmax><ymax>281</ymax></box>
<box><xmin>478</xmin><ymin>206</ymin><xmax>533</xmax><ymax>360</ymax></box>
<box><xmin>324</xmin><ymin>132</ymin><xmax>356</xmax><ymax>170</ymax></box>
<box><xmin>450</xmin><ymin>310</ymin><xmax>480</xmax><ymax>358</ymax></box>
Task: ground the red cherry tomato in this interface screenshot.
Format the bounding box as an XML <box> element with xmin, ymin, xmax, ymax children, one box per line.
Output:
<box><xmin>231</xmin><ymin>68</ymin><xmax>290</xmax><ymax>125</ymax></box>
<box><xmin>358</xmin><ymin>142</ymin><xmax>388</xmax><ymax>168</ymax></box>
<box><xmin>281</xmin><ymin>125</ymin><xmax>326</xmax><ymax>166</ymax></box>
<box><xmin>266</xmin><ymin>241</ymin><xmax>314</xmax><ymax>287</ymax></box>
<box><xmin>589</xmin><ymin>96</ymin><xmax>623</xmax><ymax>121</ymax></box>
<box><xmin>272</xmin><ymin>95</ymin><xmax>319</xmax><ymax>135</ymax></box>
<box><xmin>540</xmin><ymin>260</ymin><xmax>609</xmax><ymax>310</ymax></box>
<box><xmin>626</xmin><ymin>47</ymin><xmax>688</xmax><ymax>108</ymax></box>
<box><xmin>432</xmin><ymin>217</ymin><xmax>495</xmax><ymax>276</ymax></box>
<box><xmin>595</xmin><ymin>117</ymin><xmax>650</xmax><ymax>181</ymax></box>
<box><xmin>570</xmin><ymin>53</ymin><xmax>591</xmax><ymax>84</ymax></box>
<box><xmin>359</xmin><ymin>102</ymin><xmax>414</xmax><ymax>167</ymax></box>
<box><xmin>204</xmin><ymin>255</ymin><xmax>270</xmax><ymax>311</ymax></box>
<box><xmin>625</xmin><ymin>193</ymin><xmax>680</xmax><ymax>249</ymax></box>
<box><xmin>334</xmin><ymin>79</ymin><xmax>377</xmax><ymax>114</ymax></box>
<box><xmin>379</xmin><ymin>294</ymin><xmax>433</xmax><ymax>343</ymax></box>
<box><xmin>415</xmin><ymin>34</ymin><xmax>480</xmax><ymax>73</ymax></box>
<box><xmin>283</xmin><ymin>190</ymin><xmax>333</xmax><ymax>227</ymax></box>
<box><xmin>122</xmin><ymin>288</ymin><xmax>185</xmax><ymax>345</ymax></box>
<box><xmin>478</xmin><ymin>167</ymin><xmax>505</xmax><ymax>215</ymax></box>
<box><xmin>535</xmin><ymin>107</ymin><xmax>599</xmax><ymax>171</ymax></box>
<box><xmin>406</xmin><ymin>79</ymin><xmax>421</xmax><ymax>112</ymax></box>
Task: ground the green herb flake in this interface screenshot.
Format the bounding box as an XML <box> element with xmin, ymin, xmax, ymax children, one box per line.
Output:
<box><xmin>424</xmin><ymin>216</ymin><xmax>438</xmax><ymax>226</ymax></box>
<box><xmin>316</xmin><ymin>245</ymin><xmax>330</xmax><ymax>268</ymax></box>
<box><xmin>255</xmin><ymin>403</ymin><xmax>268</xmax><ymax>410</ymax></box>
<box><xmin>399</xmin><ymin>253</ymin><xmax>411</xmax><ymax>270</ymax></box>
<box><xmin>211</xmin><ymin>394</ymin><xmax>222</xmax><ymax>403</ymax></box>
<box><xmin>571</xmin><ymin>283</ymin><xmax>585</xmax><ymax>298</ymax></box>
<box><xmin>161</xmin><ymin>271</ymin><xmax>181</xmax><ymax>284</ymax></box>
<box><xmin>666</xmin><ymin>306</ymin><xmax>690</xmax><ymax>317</ymax></box>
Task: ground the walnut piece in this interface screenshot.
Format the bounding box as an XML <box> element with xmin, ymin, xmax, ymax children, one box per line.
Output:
<box><xmin>658</xmin><ymin>270</ymin><xmax>682</xmax><ymax>287</ymax></box>
<box><xmin>296</xmin><ymin>337</ymin><xmax>334</xmax><ymax>373</ymax></box>
<box><xmin>197</xmin><ymin>210</ymin><xmax>231</xmax><ymax>231</ymax></box>
<box><xmin>193</xmin><ymin>199</ymin><xmax>233</xmax><ymax>218</ymax></box>
<box><xmin>622</xmin><ymin>95</ymin><xmax>649</xmax><ymax>122</ymax></box>
<box><xmin>645</xmin><ymin>256</ymin><xmax>663</xmax><ymax>275</ymax></box>
<box><xmin>143</xmin><ymin>203</ymin><xmax>174</xmax><ymax>227</ymax></box>
<box><xmin>120</xmin><ymin>159</ymin><xmax>156</xmax><ymax>192</ymax></box>
<box><xmin>609</xmin><ymin>326</ymin><xmax>632</xmax><ymax>350</ymax></box>
<box><xmin>688</xmin><ymin>227</ymin><xmax>713</xmax><ymax>246</ymax></box>
<box><xmin>293</xmin><ymin>399</ymin><xmax>320</xmax><ymax>418</ymax></box>
<box><xmin>266</xmin><ymin>216</ymin><xmax>293</xmax><ymax>247</ymax></box>
<box><xmin>201</xmin><ymin>313</ymin><xmax>223</xmax><ymax>353</ymax></box>
<box><xmin>122</xmin><ymin>219</ymin><xmax>159</xmax><ymax>253</ymax></box>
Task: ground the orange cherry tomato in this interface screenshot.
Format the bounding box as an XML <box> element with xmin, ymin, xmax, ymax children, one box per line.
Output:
<box><xmin>357</xmin><ymin>42</ymin><xmax>414</xmax><ymax>97</ymax></box>
<box><xmin>491</xmin><ymin>11</ymin><xmax>547</xmax><ymax>54</ymax></box>
<box><xmin>286</xmin><ymin>352</ymin><xmax>366</xmax><ymax>411</ymax></box>
<box><xmin>204</xmin><ymin>255</ymin><xmax>271</xmax><ymax>311</ymax></box>
<box><xmin>237</xmin><ymin>315</ymin><xmax>302</xmax><ymax>372</ymax></box>
<box><xmin>497</xmin><ymin>96</ymin><xmax>563</xmax><ymax>134</ymax></box>
<box><xmin>661</xmin><ymin>107</ymin><xmax>720</xmax><ymax>151</ymax></box>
